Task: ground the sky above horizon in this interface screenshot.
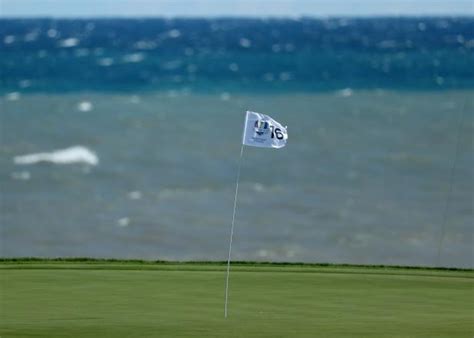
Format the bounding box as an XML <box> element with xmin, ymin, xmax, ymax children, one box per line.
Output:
<box><xmin>1</xmin><ymin>0</ymin><xmax>474</xmax><ymax>18</ymax></box>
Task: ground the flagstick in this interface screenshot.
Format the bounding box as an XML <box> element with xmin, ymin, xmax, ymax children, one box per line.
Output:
<box><xmin>224</xmin><ymin>143</ymin><xmax>245</xmax><ymax>318</ymax></box>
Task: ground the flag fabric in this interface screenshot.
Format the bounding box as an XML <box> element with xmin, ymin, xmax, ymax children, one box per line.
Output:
<box><xmin>242</xmin><ymin>111</ymin><xmax>288</xmax><ymax>148</ymax></box>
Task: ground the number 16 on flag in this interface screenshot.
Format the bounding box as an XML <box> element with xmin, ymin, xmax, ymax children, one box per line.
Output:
<box><xmin>225</xmin><ymin>110</ymin><xmax>287</xmax><ymax>318</ymax></box>
<box><xmin>242</xmin><ymin>111</ymin><xmax>288</xmax><ymax>149</ymax></box>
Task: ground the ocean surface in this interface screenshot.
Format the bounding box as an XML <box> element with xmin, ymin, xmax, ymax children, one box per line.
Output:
<box><xmin>0</xmin><ymin>18</ymin><xmax>473</xmax><ymax>267</ymax></box>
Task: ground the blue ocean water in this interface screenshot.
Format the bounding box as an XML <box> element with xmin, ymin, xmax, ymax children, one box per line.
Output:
<box><xmin>1</xmin><ymin>18</ymin><xmax>473</xmax><ymax>92</ymax></box>
<box><xmin>0</xmin><ymin>18</ymin><xmax>473</xmax><ymax>267</ymax></box>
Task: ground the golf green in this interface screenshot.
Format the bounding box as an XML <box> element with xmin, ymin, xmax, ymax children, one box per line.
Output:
<box><xmin>1</xmin><ymin>260</ymin><xmax>472</xmax><ymax>337</ymax></box>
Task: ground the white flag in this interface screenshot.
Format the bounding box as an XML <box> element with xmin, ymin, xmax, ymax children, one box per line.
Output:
<box><xmin>242</xmin><ymin>111</ymin><xmax>288</xmax><ymax>148</ymax></box>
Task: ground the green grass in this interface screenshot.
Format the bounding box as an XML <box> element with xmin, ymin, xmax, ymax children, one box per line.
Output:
<box><xmin>1</xmin><ymin>260</ymin><xmax>473</xmax><ymax>337</ymax></box>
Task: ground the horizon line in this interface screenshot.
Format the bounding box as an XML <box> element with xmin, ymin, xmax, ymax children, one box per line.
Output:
<box><xmin>1</xmin><ymin>14</ymin><xmax>474</xmax><ymax>19</ymax></box>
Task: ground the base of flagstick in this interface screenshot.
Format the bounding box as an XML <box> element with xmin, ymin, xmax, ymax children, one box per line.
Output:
<box><xmin>224</xmin><ymin>143</ymin><xmax>245</xmax><ymax>318</ymax></box>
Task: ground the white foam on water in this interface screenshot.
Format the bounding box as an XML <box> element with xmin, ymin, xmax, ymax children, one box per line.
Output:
<box><xmin>14</xmin><ymin>146</ymin><xmax>99</xmax><ymax>166</ymax></box>
<box><xmin>97</xmin><ymin>57</ymin><xmax>114</xmax><ymax>67</ymax></box>
<box><xmin>58</xmin><ymin>38</ymin><xmax>79</xmax><ymax>48</ymax></box>
<box><xmin>77</xmin><ymin>101</ymin><xmax>93</xmax><ymax>112</ymax></box>
<box><xmin>228</xmin><ymin>63</ymin><xmax>239</xmax><ymax>72</ymax></box>
<box><xmin>5</xmin><ymin>92</ymin><xmax>20</xmax><ymax>101</ymax></box>
<box><xmin>47</xmin><ymin>29</ymin><xmax>58</xmax><ymax>38</ymax></box>
<box><xmin>4</xmin><ymin>35</ymin><xmax>15</xmax><ymax>44</ymax></box>
<box><xmin>167</xmin><ymin>29</ymin><xmax>181</xmax><ymax>38</ymax></box>
<box><xmin>337</xmin><ymin>88</ymin><xmax>354</xmax><ymax>97</ymax></box>
<box><xmin>117</xmin><ymin>217</ymin><xmax>130</xmax><ymax>227</ymax></box>
<box><xmin>134</xmin><ymin>40</ymin><xmax>157</xmax><ymax>50</ymax></box>
<box><xmin>239</xmin><ymin>38</ymin><xmax>251</xmax><ymax>48</ymax></box>
<box><xmin>122</xmin><ymin>52</ymin><xmax>145</xmax><ymax>63</ymax></box>
<box><xmin>128</xmin><ymin>191</ymin><xmax>142</xmax><ymax>200</ymax></box>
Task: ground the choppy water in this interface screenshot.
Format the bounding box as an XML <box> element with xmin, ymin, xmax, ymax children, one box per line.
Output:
<box><xmin>1</xmin><ymin>17</ymin><xmax>473</xmax><ymax>92</ymax></box>
<box><xmin>0</xmin><ymin>18</ymin><xmax>473</xmax><ymax>267</ymax></box>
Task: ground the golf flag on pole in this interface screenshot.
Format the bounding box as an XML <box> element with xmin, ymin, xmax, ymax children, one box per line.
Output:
<box><xmin>225</xmin><ymin>110</ymin><xmax>288</xmax><ymax>318</ymax></box>
<box><xmin>242</xmin><ymin>111</ymin><xmax>288</xmax><ymax>149</ymax></box>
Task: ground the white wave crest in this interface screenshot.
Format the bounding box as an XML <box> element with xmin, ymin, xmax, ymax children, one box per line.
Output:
<box><xmin>14</xmin><ymin>146</ymin><xmax>99</xmax><ymax>166</ymax></box>
<box><xmin>58</xmin><ymin>38</ymin><xmax>79</xmax><ymax>48</ymax></box>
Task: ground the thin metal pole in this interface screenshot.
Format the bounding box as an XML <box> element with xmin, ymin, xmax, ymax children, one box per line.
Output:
<box><xmin>224</xmin><ymin>143</ymin><xmax>245</xmax><ymax>318</ymax></box>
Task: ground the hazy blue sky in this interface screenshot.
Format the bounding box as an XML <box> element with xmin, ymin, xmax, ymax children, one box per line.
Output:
<box><xmin>1</xmin><ymin>0</ymin><xmax>473</xmax><ymax>17</ymax></box>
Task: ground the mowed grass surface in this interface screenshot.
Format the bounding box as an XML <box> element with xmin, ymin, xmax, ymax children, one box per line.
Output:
<box><xmin>0</xmin><ymin>261</ymin><xmax>472</xmax><ymax>337</ymax></box>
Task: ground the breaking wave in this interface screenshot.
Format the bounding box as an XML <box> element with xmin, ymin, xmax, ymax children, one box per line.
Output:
<box><xmin>13</xmin><ymin>146</ymin><xmax>99</xmax><ymax>166</ymax></box>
